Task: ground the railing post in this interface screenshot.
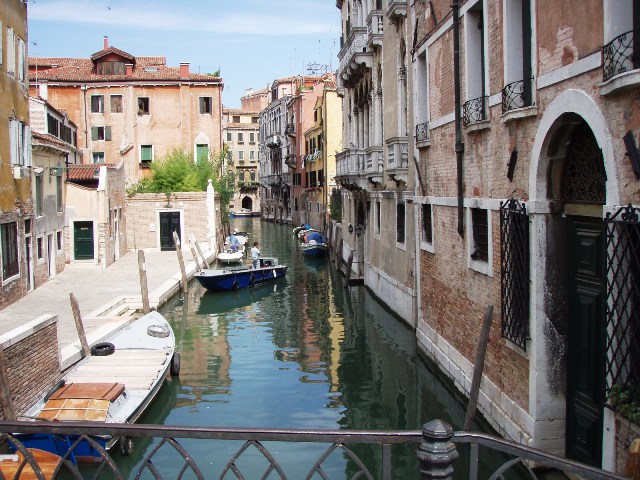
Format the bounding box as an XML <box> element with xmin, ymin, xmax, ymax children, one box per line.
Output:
<box><xmin>416</xmin><ymin>419</ymin><xmax>459</xmax><ymax>480</ymax></box>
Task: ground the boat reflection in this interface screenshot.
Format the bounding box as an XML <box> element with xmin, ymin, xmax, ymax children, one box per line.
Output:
<box><xmin>195</xmin><ymin>281</ymin><xmax>285</xmax><ymax>316</ymax></box>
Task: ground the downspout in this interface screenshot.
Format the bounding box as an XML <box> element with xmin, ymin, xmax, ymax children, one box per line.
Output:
<box><xmin>453</xmin><ymin>1</ymin><xmax>465</xmax><ymax>237</ymax></box>
<box><xmin>83</xmin><ymin>83</ymin><xmax>89</xmax><ymax>148</ymax></box>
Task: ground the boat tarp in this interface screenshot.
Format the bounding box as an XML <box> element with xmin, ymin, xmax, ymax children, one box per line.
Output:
<box><xmin>306</xmin><ymin>232</ymin><xmax>326</xmax><ymax>244</ymax></box>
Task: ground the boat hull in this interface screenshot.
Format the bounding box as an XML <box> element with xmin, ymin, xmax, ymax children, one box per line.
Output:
<box><xmin>230</xmin><ymin>211</ymin><xmax>260</xmax><ymax>218</ymax></box>
<box><xmin>301</xmin><ymin>243</ymin><xmax>328</xmax><ymax>257</ymax></box>
<box><xmin>195</xmin><ymin>265</ymin><xmax>287</xmax><ymax>292</ymax></box>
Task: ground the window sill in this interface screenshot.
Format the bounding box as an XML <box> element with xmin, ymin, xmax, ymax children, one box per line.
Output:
<box><xmin>464</xmin><ymin>119</ymin><xmax>490</xmax><ymax>133</ymax></box>
<box><xmin>600</xmin><ymin>69</ymin><xmax>640</xmax><ymax>96</ymax></box>
<box><xmin>501</xmin><ymin>105</ymin><xmax>537</xmax><ymax>124</ymax></box>
<box><xmin>416</xmin><ymin>139</ymin><xmax>431</xmax><ymax>150</ymax></box>
<box><xmin>420</xmin><ymin>240</ymin><xmax>435</xmax><ymax>254</ymax></box>
<box><xmin>139</xmin><ymin>162</ymin><xmax>152</xmax><ymax>169</ymax></box>
<box><xmin>504</xmin><ymin>337</ymin><xmax>529</xmax><ymax>358</ymax></box>
<box><xmin>469</xmin><ymin>258</ymin><xmax>493</xmax><ymax>277</ymax></box>
<box><xmin>1</xmin><ymin>273</ymin><xmax>20</xmax><ymax>284</ymax></box>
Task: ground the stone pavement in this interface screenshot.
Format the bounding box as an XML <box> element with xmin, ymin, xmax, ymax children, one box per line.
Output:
<box><xmin>0</xmin><ymin>246</ymin><xmax>214</xmax><ymax>368</ymax></box>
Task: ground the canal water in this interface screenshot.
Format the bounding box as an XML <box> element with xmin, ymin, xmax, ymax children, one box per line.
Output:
<box><xmin>118</xmin><ymin>219</ymin><xmax>504</xmax><ymax>479</ymax></box>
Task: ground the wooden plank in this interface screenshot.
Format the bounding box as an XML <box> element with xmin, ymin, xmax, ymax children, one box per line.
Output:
<box><xmin>49</xmin><ymin>383</ymin><xmax>124</xmax><ymax>401</ymax></box>
<box><xmin>39</xmin><ymin>398</ymin><xmax>110</xmax><ymax>422</ymax></box>
<box><xmin>0</xmin><ymin>448</ymin><xmax>62</xmax><ymax>480</ymax></box>
<box><xmin>62</xmin><ymin>377</ymin><xmax>153</xmax><ymax>390</ymax></box>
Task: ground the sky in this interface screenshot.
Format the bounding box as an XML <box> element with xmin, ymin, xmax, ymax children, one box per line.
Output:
<box><xmin>27</xmin><ymin>0</ymin><xmax>341</xmax><ymax>109</ymax></box>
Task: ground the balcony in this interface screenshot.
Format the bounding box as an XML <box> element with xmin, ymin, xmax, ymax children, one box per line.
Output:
<box><xmin>462</xmin><ymin>96</ymin><xmax>488</xmax><ymax>126</ymax></box>
<box><xmin>266</xmin><ymin>134</ymin><xmax>281</xmax><ymax>149</ymax></box>
<box><xmin>285</xmin><ymin>154</ymin><xmax>297</xmax><ymax>168</ymax></box>
<box><xmin>386</xmin><ymin>137</ymin><xmax>408</xmax><ymax>186</ymax></box>
<box><xmin>415</xmin><ymin>121</ymin><xmax>430</xmax><ymax>148</ymax></box>
<box><xmin>338</xmin><ymin>27</ymin><xmax>373</xmax><ymax>87</ymax></box>
<box><xmin>335</xmin><ymin>148</ymin><xmax>369</xmax><ymax>190</ymax></box>
<box><xmin>285</xmin><ymin>123</ymin><xmax>296</xmax><ymax>137</ymax></box>
<box><xmin>501</xmin><ymin>79</ymin><xmax>534</xmax><ymax>114</ymax></box>
<box><xmin>366</xmin><ymin>10</ymin><xmax>384</xmax><ymax>48</ymax></box>
<box><xmin>386</xmin><ymin>0</ymin><xmax>407</xmax><ymax>24</ymax></box>
<box><xmin>601</xmin><ymin>29</ymin><xmax>640</xmax><ymax>95</ymax></box>
<box><xmin>365</xmin><ymin>146</ymin><xmax>384</xmax><ymax>186</ymax></box>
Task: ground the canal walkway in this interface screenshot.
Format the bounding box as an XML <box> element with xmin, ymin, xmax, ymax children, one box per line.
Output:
<box><xmin>0</xmin><ymin>246</ymin><xmax>215</xmax><ymax>369</ymax></box>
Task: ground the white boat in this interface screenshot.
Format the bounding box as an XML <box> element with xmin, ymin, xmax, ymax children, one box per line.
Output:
<box><xmin>217</xmin><ymin>250</ymin><xmax>244</xmax><ymax>264</ymax></box>
<box><xmin>14</xmin><ymin>311</ymin><xmax>179</xmax><ymax>463</ymax></box>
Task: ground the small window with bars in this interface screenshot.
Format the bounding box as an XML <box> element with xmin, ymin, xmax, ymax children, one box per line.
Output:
<box><xmin>396</xmin><ymin>202</ymin><xmax>405</xmax><ymax>244</ymax></box>
<box><xmin>470</xmin><ymin>208</ymin><xmax>488</xmax><ymax>262</ymax></box>
<box><xmin>421</xmin><ymin>203</ymin><xmax>433</xmax><ymax>244</ymax></box>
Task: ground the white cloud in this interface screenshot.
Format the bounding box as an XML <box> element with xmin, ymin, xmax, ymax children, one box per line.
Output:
<box><xmin>29</xmin><ymin>0</ymin><xmax>335</xmax><ymax>36</ymax></box>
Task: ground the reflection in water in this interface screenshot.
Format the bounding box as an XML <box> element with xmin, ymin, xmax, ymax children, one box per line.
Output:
<box><xmin>134</xmin><ymin>219</ymin><xmax>499</xmax><ymax>479</ymax></box>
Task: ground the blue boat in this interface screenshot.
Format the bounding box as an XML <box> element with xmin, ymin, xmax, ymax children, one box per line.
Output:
<box><xmin>194</xmin><ymin>257</ymin><xmax>287</xmax><ymax>292</ymax></box>
<box><xmin>300</xmin><ymin>232</ymin><xmax>329</xmax><ymax>257</ymax></box>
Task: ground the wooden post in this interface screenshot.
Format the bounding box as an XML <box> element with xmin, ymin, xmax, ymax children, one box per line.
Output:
<box><xmin>173</xmin><ymin>231</ymin><xmax>188</xmax><ymax>293</ymax></box>
<box><xmin>138</xmin><ymin>250</ymin><xmax>151</xmax><ymax>314</ymax></box>
<box><xmin>463</xmin><ymin>305</ymin><xmax>494</xmax><ymax>430</ymax></box>
<box><xmin>190</xmin><ymin>233</ymin><xmax>209</xmax><ymax>269</ymax></box>
<box><xmin>0</xmin><ymin>347</ymin><xmax>16</xmax><ymax>420</ymax></box>
<box><xmin>625</xmin><ymin>438</ymin><xmax>640</xmax><ymax>480</ymax></box>
<box><xmin>70</xmin><ymin>292</ymin><xmax>90</xmax><ymax>358</ymax></box>
<box><xmin>189</xmin><ymin>241</ymin><xmax>202</xmax><ymax>273</ymax></box>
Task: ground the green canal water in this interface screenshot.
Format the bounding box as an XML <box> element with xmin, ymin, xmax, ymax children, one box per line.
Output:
<box><xmin>113</xmin><ymin>218</ymin><xmax>512</xmax><ymax>479</ymax></box>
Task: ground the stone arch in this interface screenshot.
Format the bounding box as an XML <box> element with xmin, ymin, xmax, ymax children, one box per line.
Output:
<box><xmin>529</xmin><ymin>89</ymin><xmax>619</xmax><ymax>205</ymax></box>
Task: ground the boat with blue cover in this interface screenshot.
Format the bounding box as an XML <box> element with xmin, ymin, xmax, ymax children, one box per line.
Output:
<box><xmin>194</xmin><ymin>257</ymin><xmax>287</xmax><ymax>292</ymax></box>
<box><xmin>301</xmin><ymin>231</ymin><xmax>329</xmax><ymax>257</ymax></box>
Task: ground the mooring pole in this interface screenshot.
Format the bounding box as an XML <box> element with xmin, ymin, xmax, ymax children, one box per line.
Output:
<box><xmin>138</xmin><ymin>250</ymin><xmax>151</xmax><ymax>314</ymax></box>
<box><xmin>173</xmin><ymin>231</ymin><xmax>188</xmax><ymax>293</ymax></box>
<box><xmin>0</xmin><ymin>347</ymin><xmax>16</xmax><ymax>420</ymax></box>
<box><xmin>70</xmin><ymin>292</ymin><xmax>90</xmax><ymax>358</ymax></box>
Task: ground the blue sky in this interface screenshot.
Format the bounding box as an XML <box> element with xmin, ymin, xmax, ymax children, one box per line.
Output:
<box><xmin>27</xmin><ymin>0</ymin><xmax>341</xmax><ymax>108</ymax></box>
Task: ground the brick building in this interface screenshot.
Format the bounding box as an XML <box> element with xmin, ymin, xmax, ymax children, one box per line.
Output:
<box><xmin>27</xmin><ymin>37</ymin><xmax>224</xmax><ymax>186</ymax></box>
<box><xmin>0</xmin><ymin>0</ymin><xmax>31</xmax><ymax>310</ymax></box>
<box><xmin>336</xmin><ymin>0</ymin><xmax>640</xmax><ymax>473</ymax></box>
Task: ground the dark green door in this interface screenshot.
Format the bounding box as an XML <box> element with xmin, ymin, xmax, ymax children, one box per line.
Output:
<box><xmin>74</xmin><ymin>221</ymin><xmax>94</xmax><ymax>260</ymax></box>
<box><xmin>160</xmin><ymin>212</ymin><xmax>181</xmax><ymax>251</ymax></box>
<box><xmin>566</xmin><ymin>216</ymin><xmax>605</xmax><ymax>466</ymax></box>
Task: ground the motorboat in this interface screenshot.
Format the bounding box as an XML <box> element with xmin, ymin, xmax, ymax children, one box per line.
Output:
<box><xmin>194</xmin><ymin>257</ymin><xmax>287</xmax><ymax>292</ymax></box>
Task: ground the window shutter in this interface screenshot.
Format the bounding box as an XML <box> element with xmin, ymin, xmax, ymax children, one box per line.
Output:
<box><xmin>24</xmin><ymin>126</ymin><xmax>31</xmax><ymax>166</ymax></box>
<box><xmin>91</xmin><ymin>126</ymin><xmax>98</xmax><ymax>141</ymax></box>
<box><xmin>105</xmin><ymin>126</ymin><xmax>112</xmax><ymax>141</ymax></box>
<box><xmin>9</xmin><ymin>120</ymin><xmax>17</xmax><ymax>164</ymax></box>
<box><xmin>6</xmin><ymin>27</ymin><xmax>15</xmax><ymax>75</ymax></box>
<box><xmin>0</xmin><ymin>21</ymin><xmax>3</xmax><ymax>66</ymax></box>
<box><xmin>199</xmin><ymin>97</ymin><xmax>204</xmax><ymax>113</ymax></box>
<box><xmin>17</xmin><ymin>37</ymin><xmax>25</xmax><ymax>82</ymax></box>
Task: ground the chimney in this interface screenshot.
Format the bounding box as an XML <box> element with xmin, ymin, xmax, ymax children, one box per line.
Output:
<box><xmin>103</xmin><ymin>36</ymin><xmax>109</xmax><ymax>50</ymax></box>
<box><xmin>179</xmin><ymin>62</ymin><xmax>189</xmax><ymax>79</ymax></box>
<box><xmin>125</xmin><ymin>63</ymin><xmax>133</xmax><ymax>77</ymax></box>
<box><xmin>39</xmin><ymin>80</ymin><xmax>48</xmax><ymax>101</ymax></box>
<box><xmin>51</xmin><ymin>64</ymin><xmax>58</xmax><ymax>76</ymax></box>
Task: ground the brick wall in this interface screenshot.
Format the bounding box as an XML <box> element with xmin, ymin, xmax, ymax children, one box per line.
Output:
<box><xmin>0</xmin><ymin>318</ymin><xmax>61</xmax><ymax>420</ymax></box>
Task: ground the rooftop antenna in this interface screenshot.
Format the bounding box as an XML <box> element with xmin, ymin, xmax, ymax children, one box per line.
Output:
<box><xmin>31</xmin><ymin>41</ymin><xmax>38</xmax><ymax>86</ymax></box>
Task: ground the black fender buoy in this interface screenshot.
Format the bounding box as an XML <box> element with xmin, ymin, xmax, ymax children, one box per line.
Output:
<box><xmin>170</xmin><ymin>352</ymin><xmax>181</xmax><ymax>376</ymax></box>
<box><xmin>91</xmin><ymin>342</ymin><xmax>115</xmax><ymax>356</ymax></box>
<box><xmin>44</xmin><ymin>379</ymin><xmax>66</xmax><ymax>402</ymax></box>
<box><xmin>119</xmin><ymin>436</ymin><xmax>133</xmax><ymax>456</ymax></box>
<box><xmin>232</xmin><ymin>280</ymin><xmax>240</xmax><ymax>290</ymax></box>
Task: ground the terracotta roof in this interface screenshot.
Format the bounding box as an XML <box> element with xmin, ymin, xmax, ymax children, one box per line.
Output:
<box><xmin>67</xmin><ymin>164</ymin><xmax>100</xmax><ymax>181</ymax></box>
<box><xmin>31</xmin><ymin>131</ymin><xmax>78</xmax><ymax>152</ymax></box>
<box><xmin>223</xmin><ymin>108</ymin><xmax>260</xmax><ymax>115</ymax></box>
<box><xmin>29</xmin><ymin>54</ymin><xmax>222</xmax><ymax>84</ymax></box>
<box><xmin>226</xmin><ymin>123</ymin><xmax>259</xmax><ymax>129</ymax></box>
<box><xmin>90</xmin><ymin>46</ymin><xmax>135</xmax><ymax>63</ymax></box>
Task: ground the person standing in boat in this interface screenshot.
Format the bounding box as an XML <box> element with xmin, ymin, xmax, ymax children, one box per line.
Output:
<box><xmin>229</xmin><ymin>229</ymin><xmax>240</xmax><ymax>253</ymax></box>
<box><xmin>251</xmin><ymin>242</ymin><xmax>260</xmax><ymax>269</ymax></box>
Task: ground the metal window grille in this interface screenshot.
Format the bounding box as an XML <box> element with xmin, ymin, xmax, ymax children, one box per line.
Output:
<box><xmin>470</xmin><ymin>208</ymin><xmax>488</xmax><ymax>262</ymax></box>
<box><xmin>462</xmin><ymin>96</ymin><xmax>487</xmax><ymax>126</ymax></box>
<box><xmin>396</xmin><ymin>203</ymin><xmax>405</xmax><ymax>243</ymax></box>
<box><xmin>422</xmin><ymin>203</ymin><xmax>433</xmax><ymax>244</ymax></box>
<box><xmin>500</xmin><ymin>199</ymin><xmax>529</xmax><ymax>350</ymax></box>
<box><xmin>604</xmin><ymin>204</ymin><xmax>640</xmax><ymax>405</ymax></box>
<box><xmin>603</xmin><ymin>30</ymin><xmax>638</xmax><ymax>82</ymax></box>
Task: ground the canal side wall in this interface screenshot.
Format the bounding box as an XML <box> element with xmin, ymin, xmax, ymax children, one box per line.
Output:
<box><xmin>0</xmin><ymin>315</ymin><xmax>60</xmax><ymax>419</ymax></box>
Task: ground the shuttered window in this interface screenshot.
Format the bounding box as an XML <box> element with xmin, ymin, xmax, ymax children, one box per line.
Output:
<box><xmin>141</xmin><ymin>145</ymin><xmax>153</xmax><ymax>163</ymax></box>
<box><xmin>1</xmin><ymin>222</ymin><xmax>19</xmax><ymax>281</ymax></box>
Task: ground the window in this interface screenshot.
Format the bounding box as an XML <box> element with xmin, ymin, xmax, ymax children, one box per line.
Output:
<box><xmin>252</xmin><ymin>116</ymin><xmax>259</xmax><ymax>123</ymax></box>
<box><xmin>9</xmin><ymin>119</ymin><xmax>31</xmax><ymax>166</ymax></box>
<box><xmin>196</xmin><ymin>144</ymin><xmax>209</xmax><ymax>162</ymax></box>
<box><xmin>503</xmin><ymin>0</ymin><xmax>533</xmax><ymax>111</ymax></box>
<box><xmin>375</xmin><ymin>201</ymin><xmax>381</xmax><ymax>236</ymax></box>
<box><xmin>421</xmin><ymin>203</ymin><xmax>433</xmax><ymax>244</ymax></box>
<box><xmin>470</xmin><ymin>208</ymin><xmax>488</xmax><ymax>261</ymax></box>
<box><xmin>137</xmin><ymin>97</ymin><xmax>149</xmax><ymax>115</ymax></box>
<box><xmin>37</xmin><ymin>237</ymin><xmax>43</xmax><ymax>260</ymax></box>
<box><xmin>226</xmin><ymin>132</ymin><xmax>232</xmax><ymax>142</ymax></box>
<box><xmin>250</xmin><ymin>150</ymin><xmax>255</xmax><ymax>161</ymax></box>
<box><xmin>110</xmin><ymin>95</ymin><xmax>123</xmax><ymax>113</ymax></box>
<box><xmin>0</xmin><ymin>21</ymin><xmax>3</xmax><ymax>67</ymax></box>
<box><xmin>199</xmin><ymin>97</ymin><xmax>212</xmax><ymax>114</ymax></box>
<box><xmin>35</xmin><ymin>175</ymin><xmax>43</xmax><ymax>217</ymax></box>
<box><xmin>93</xmin><ymin>152</ymin><xmax>105</xmax><ymax>164</ymax></box>
<box><xmin>56</xmin><ymin>175</ymin><xmax>63</xmax><ymax>213</ymax></box>
<box><xmin>396</xmin><ymin>202</ymin><xmax>405</xmax><ymax>244</ymax></box>
<box><xmin>249</xmin><ymin>132</ymin><xmax>255</xmax><ymax>144</ymax></box>
<box><xmin>97</xmin><ymin>61</ymin><xmax>125</xmax><ymax>75</ymax></box>
<box><xmin>91</xmin><ymin>95</ymin><xmax>104</xmax><ymax>113</ymax></box>
<box><xmin>238</xmin><ymin>171</ymin><xmax>245</xmax><ymax>181</ymax></box>
<box><xmin>17</xmin><ymin>36</ymin><xmax>26</xmax><ymax>83</ymax></box>
<box><xmin>6</xmin><ymin>27</ymin><xmax>15</xmax><ymax>76</ymax></box>
<box><xmin>233</xmin><ymin>115</ymin><xmax>240</xmax><ymax>123</ymax></box>
<box><xmin>463</xmin><ymin>4</ymin><xmax>487</xmax><ymax>124</ymax></box>
<box><xmin>238</xmin><ymin>132</ymin><xmax>244</xmax><ymax>144</ymax></box>
<box><xmin>1</xmin><ymin>222</ymin><xmax>19</xmax><ymax>281</ymax></box>
<box><xmin>238</xmin><ymin>150</ymin><xmax>244</xmax><ymax>160</ymax></box>
<box><xmin>250</xmin><ymin>170</ymin><xmax>256</xmax><ymax>181</ymax></box>
<box><xmin>57</xmin><ymin>231</ymin><xmax>63</xmax><ymax>251</ymax></box>
<box><xmin>140</xmin><ymin>145</ymin><xmax>153</xmax><ymax>164</ymax></box>
<box><xmin>91</xmin><ymin>126</ymin><xmax>111</xmax><ymax>141</ymax></box>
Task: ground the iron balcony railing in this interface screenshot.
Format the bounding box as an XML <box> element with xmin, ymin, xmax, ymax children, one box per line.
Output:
<box><xmin>462</xmin><ymin>96</ymin><xmax>488</xmax><ymax>126</ymax></box>
<box><xmin>502</xmin><ymin>78</ymin><xmax>534</xmax><ymax>113</ymax></box>
<box><xmin>0</xmin><ymin>419</ymin><xmax>626</xmax><ymax>479</ymax></box>
<box><xmin>603</xmin><ymin>30</ymin><xmax>639</xmax><ymax>82</ymax></box>
<box><xmin>415</xmin><ymin>121</ymin><xmax>430</xmax><ymax>143</ymax></box>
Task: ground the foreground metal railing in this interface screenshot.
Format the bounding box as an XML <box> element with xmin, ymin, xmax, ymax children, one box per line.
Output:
<box><xmin>0</xmin><ymin>419</ymin><xmax>628</xmax><ymax>479</ymax></box>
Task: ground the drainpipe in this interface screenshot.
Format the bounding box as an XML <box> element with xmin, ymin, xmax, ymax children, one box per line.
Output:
<box><xmin>453</xmin><ymin>1</ymin><xmax>465</xmax><ymax>237</ymax></box>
